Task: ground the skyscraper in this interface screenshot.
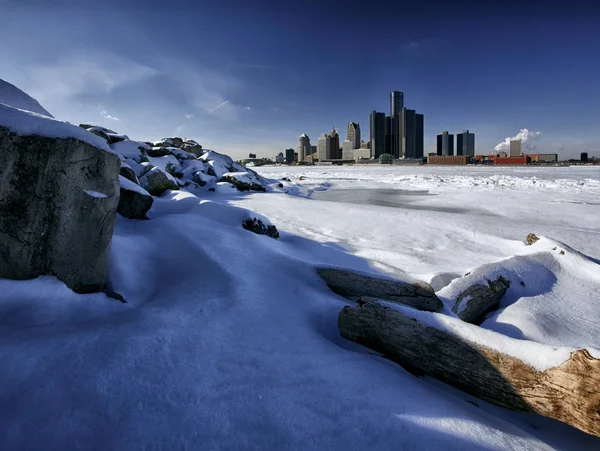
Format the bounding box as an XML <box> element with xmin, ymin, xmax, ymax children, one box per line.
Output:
<box><xmin>403</xmin><ymin>108</ymin><xmax>416</xmax><ymax>158</ymax></box>
<box><xmin>456</xmin><ymin>130</ymin><xmax>475</xmax><ymax>156</ymax></box>
<box><xmin>329</xmin><ymin>128</ymin><xmax>340</xmax><ymax>159</ymax></box>
<box><xmin>346</xmin><ymin>122</ymin><xmax>361</xmax><ymax>149</ymax></box>
<box><xmin>370</xmin><ymin>111</ymin><xmax>386</xmax><ymax>158</ymax></box>
<box><xmin>384</xmin><ymin>115</ymin><xmax>392</xmax><ymax>156</ymax></box>
<box><xmin>317</xmin><ymin>133</ymin><xmax>329</xmax><ymax>161</ymax></box>
<box><xmin>390</xmin><ymin>90</ymin><xmax>404</xmax><ymax>157</ymax></box>
<box><xmin>509</xmin><ymin>139</ymin><xmax>522</xmax><ymax>156</ymax></box>
<box><xmin>415</xmin><ymin>113</ymin><xmax>424</xmax><ymax>159</ymax></box>
<box><xmin>285</xmin><ymin>148</ymin><xmax>295</xmax><ymax>164</ymax></box>
<box><xmin>437</xmin><ymin>131</ymin><xmax>454</xmax><ymax>156</ymax></box>
<box><xmin>297</xmin><ymin>133</ymin><xmax>311</xmax><ymax>162</ymax></box>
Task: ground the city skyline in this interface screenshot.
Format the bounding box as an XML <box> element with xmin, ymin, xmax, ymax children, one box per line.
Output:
<box><xmin>2</xmin><ymin>1</ymin><xmax>598</xmax><ymax>159</ymax></box>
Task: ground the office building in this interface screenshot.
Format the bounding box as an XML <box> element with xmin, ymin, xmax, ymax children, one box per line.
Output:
<box><xmin>437</xmin><ymin>131</ymin><xmax>454</xmax><ymax>156</ymax></box>
<box><xmin>346</xmin><ymin>122</ymin><xmax>361</xmax><ymax>149</ymax></box>
<box><xmin>581</xmin><ymin>152</ymin><xmax>589</xmax><ymax>162</ymax></box>
<box><xmin>317</xmin><ymin>133</ymin><xmax>330</xmax><ymax>161</ymax></box>
<box><xmin>370</xmin><ymin>111</ymin><xmax>386</xmax><ymax>158</ymax></box>
<box><xmin>390</xmin><ymin>90</ymin><xmax>404</xmax><ymax>157</ymax></box>
<box><xmin>329</xmin><ymin>128</ymin><xmax>340</xmax><ymax>159</ymax></box>
<box><xmin>384</xmin><ymin>115</ymin><xmax>392</xmax><ymax>156</ymax></box>
<box><xmin>273</xmin><ymin>152</ymin><xmax>284</xmax><ymax>163</ymax></box>
<box><xmin>456</xmin><ymin>130</ymin><xmax>475</xmax><ymax>156</ymax></box>
<box><xmin>285</xmin><ymin>148</ymin><xmax>295</xmax><ymax>164</ymax></box>
<box><xmin>249</xmin><ymin>153</ymin><xmax>257</xmax><ymax>159</ymax></box>
<box><xmin>509</xmin><ymin>139</ymin><xmax>522</xmax><ymax>156</ymax></box>
<box><xmin>342</xmin><ymin>140</ymin><xmax>354</xmax><ymax>159</ymax></box>
<box><xmin>415</xmin><ymin>113</ymin><xmax>424</xmax><ymax>159</ymax></box>
<box><xmin>297</xmin><ymin>133</ymin><xmax>311</xmax><ymax>162</ymax></box>
<box><xmin>403</xmin><ymin>108</ymin><xmax>416</xmax><ymax>158</ymax></box>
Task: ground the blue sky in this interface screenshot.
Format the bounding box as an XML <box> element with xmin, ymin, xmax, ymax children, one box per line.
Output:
<box><xmin>1</xmin><ymin>0</ymin><xmax>599</xmax><ymax>159</ymax></box>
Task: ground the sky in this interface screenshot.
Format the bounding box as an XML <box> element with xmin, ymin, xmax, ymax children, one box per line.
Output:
<box><xmin>1</xmin><ymin>0</ymin><xmax>599</xmax><ymax>159</ymax></box>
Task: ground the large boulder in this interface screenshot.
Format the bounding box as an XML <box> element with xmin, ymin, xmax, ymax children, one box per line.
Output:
<box><xmin>139</xmin><ymin>166</ymin><xmax>179</xmax><ymax>196</ymax></box>
<box><xmin>181</xmin><ymin>140</ymin><xmax>203</xmax><ymax>157</ymax></box>
<box><xmin>452</xmin><ymin>276</ymin><xmax>511</xmax><ymax>324</ymax></box>
<box><xmin>119</xmin><ymin>163</ymin><xmax>139</xmax><ymax>184</ymax></box>
<box><xmin>317</xmin><ymin>268</ymin><xmax>443</xmax><ymax>312</ymax></box>
<box><xmin>0</xmin><ymin>125</ymin><xmax>120</xmax><ymax>293</ymax></box>
<box><xmin>118</xmin><ymin>176</ymin><xmax>153</xmax><ymax>219</ymax></box>
<box><xmin>221</xmin><ymin>174</ymin><xmax>266</xmax><ymax>192</ymax></box>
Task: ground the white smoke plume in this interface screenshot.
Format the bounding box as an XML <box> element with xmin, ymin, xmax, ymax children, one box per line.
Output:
<box><xmin>494</xmin><ymin>128</ymin><xmax>541</xmax><ymax>152</ymax></box>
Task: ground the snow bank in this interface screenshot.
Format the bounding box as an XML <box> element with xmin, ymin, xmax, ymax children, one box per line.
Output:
<box><xmin>0</xmin><ymin>103</ymin><xmax>112</xmax><ymax>152</ymax></box>
<box><xmin>437</xmin><ymin>237</ymin><xmax>600</xmax><ymax>350</ymax></box>
<box><xmin>0</xmin><ymin>78</ymin><xmax>53</xmax><ymax>117</ymax></box>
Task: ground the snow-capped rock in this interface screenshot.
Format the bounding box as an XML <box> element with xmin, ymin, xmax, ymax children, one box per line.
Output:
<box><xmin>118</xmin><ymin>176</ymin><xmax>153</xmax><ymax>220</ymax></box>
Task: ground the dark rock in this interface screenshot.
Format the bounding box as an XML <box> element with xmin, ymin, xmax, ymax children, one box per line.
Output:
<box><xmin>278</xmin><ymin>183</ymin><xmax>284</xmax><ymax>188</ymax></box>
<box><xmin>106</xmin><ymin>133</ymin><xmax>128</xmax><ymax>144</ymax></box>
<box><xmin>526</xmin><ymin>233</ymin><xmax>539</xmax><ymax>245</ymax></box>
<box><xmin>452</xmin><ymin>276</ymin><xmax>511</xmax><ymax>324</ymax></box>
<box><xmin>119</xmin><ymin>164</ymin><xmax>139</xmax><ymax>184</ymax></box>
<box><xmin>317</xmin><ymin>268</ymin><xmax>443</xmax><ymax>312</ymax></box>
<box><xmin>86</xmin><ymin>127</ymin><xmax>110</xmax><ymax>142</ymax></box>
<box><xmin>181</xmin><ymin>141</ymin><xmax>203</xmax><ymax>157</ymax></box>
<box><xmin>0</xmin><ymin>126</ymin><xmax>120</xmax><ymax>293</ymax></box>
<box><xmin>165</xmin><ymin>162</ymin><xmax>183</xmax><ymax>178</ymax></box>
<box><xmin>79</xmin><ymin>124</ymin><xmax>116</xmax><ymax>133</ymax></box>
<box><xmin>139</xmin><ymin>167</ymin><xmax>179</xmax><ymax>196</ymax></box>
<box><xmin>147</xmin><ymin>147</ymin><xmax>171</xmax><ymax>157</ymax></box>
<box><xmin>242</xmin><ymin>218</ymin><xmax>279</xmax><ymax>238</ymax></box>
<box><xmin>118</xmin><ymin>176</ymin><xmax>153</xmax><ymax>219</ymax></box>
<box><xmin>280</xmin><ymin>177</ymin><xmax>291</xmax><ymax>182</ymax></box>
<box><xmin>154</xmin><ymin>137</ymin><xmax>184</xmax><ymax>148</ymax></box>
<box><xmin>220</xmin><ymin>175</ymin><xmax>266</xmax><ymax>192</ymax></box>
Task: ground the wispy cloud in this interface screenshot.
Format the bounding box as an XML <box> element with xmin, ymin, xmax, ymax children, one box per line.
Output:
<box><xmin>208</xmin><ymin>100</ymin><xmax>230</xmax><ymax>113</ymax></box>
<box><xmin>244</xmin><ymin>106</ymin><xmax>251</xmax><ymax>111</ymax></box>
<box><xmin>101</xmin><ymin>110</ymin><xmax>119</xmax><ymax>121</ymax></box>
<box><xmin>185</xmin><ymin>114</ymin><xmax>194</xmax><ymax>119</ymax></box>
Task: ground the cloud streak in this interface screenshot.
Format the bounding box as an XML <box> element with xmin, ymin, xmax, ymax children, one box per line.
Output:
<box><xmin>208</xmin><ymin>100</ymin><xmax>230</xmax><ymax>113</ymax></box>
<box><xmin>101</xmin><ymin>110</ymin><xmax>119</xmax><ymax>121</ymax></box>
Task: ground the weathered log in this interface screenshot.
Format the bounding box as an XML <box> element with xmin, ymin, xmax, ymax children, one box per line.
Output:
<box><xmin>338</xmin><ymin>301</ymin><xmax>600</xmax><ymax>437</ymax></box>
<box><xmin>317</xmin><ymin>268</ymin><xmax>443</xmax><ymax>312</ymax></box>
<box><xmin>452</xmin><ymin>276</ymin><xmax>510</xmax><ymax>324</ymax></box>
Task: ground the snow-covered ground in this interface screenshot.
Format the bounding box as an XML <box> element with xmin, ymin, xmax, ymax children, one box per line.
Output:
<box><xmin>3</xmin><ymin>149</ymin><xmax>600</xmax><ymax>448</ymax></box>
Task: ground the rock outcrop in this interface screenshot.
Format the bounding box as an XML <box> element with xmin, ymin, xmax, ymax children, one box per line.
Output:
<box><xmin>242</xmin><ymin>218</ymin><xmax>279</xmax><ymax>238</ymax></box>
<box><xmin>452</xmin><ymin>276</ymin><xmax>511</xmax><ymax>324</ymax></box>
<box><xmin>119</xmin><ymin>164</ymin><xmax>139</xmax><ymax>184</ymax></box>
<box><xmin>526</xmin><ymin>233</ymin><xmax>540</xmax><ymax>245</ymax></box>
<box><xmin>117</xmin><ymin>176</ymin><xmax>153</xmax><ymax>219</ymax></box>
<box><xmin>221</xmin><ymin>174</ymin><xmax>266</xmax><ymax>192</ymax></box>
<box><xmin>139</xmin><ymin>166</ymin><xmax>179</xmax><ymax>196</ymax></box>
<box><xmin>338</xmin><ymin>300</ymin><xmax>600</xmax><ymax>438</ymax></box>
<box><xmin>0</xmin><ymin>126</ymin><xmax>120</xmax><ymax>293</ymax></box>
<box><xmin>317</xmin><ymin>268</ymin><xmax>443</xmax><ymax>312</ymax></box>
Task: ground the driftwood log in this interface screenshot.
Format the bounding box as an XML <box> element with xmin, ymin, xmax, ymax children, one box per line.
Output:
<box><xmin>338</xmin><ymin>301</ymin><xmax>600</xmax><ymax>437</ymax></box>
<box><xmin>317</xmin><ymin>267</ymin><xmax>443</xmax><ymax>312</ymax></box>
<box><xmin>452</xmin><ymin>276</ymin><xmax>511</xmax><ymax>324</ymax></box>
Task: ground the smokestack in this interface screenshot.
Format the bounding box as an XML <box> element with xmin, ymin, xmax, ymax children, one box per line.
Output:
<box><xmin>494</xmin><ymin>128</ymin><xmax>541</xmax><ymax>153</ymax></box>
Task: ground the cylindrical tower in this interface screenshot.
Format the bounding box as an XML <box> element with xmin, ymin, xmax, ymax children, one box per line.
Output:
<box><xmin>297</xmin><ymin>133</ymin><xmax>311</xmax><ymax>162</ymax></box>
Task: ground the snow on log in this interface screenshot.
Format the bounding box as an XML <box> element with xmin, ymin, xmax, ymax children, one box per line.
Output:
<box><xmin>317</xmin><ymin>267</ymin><xmax>443</xmax><ymax>312</ymax></box>
<box><xmin>338</xmin><ymin>301</ymin><xmax>600</xmax><ymax>437</ymax></box>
